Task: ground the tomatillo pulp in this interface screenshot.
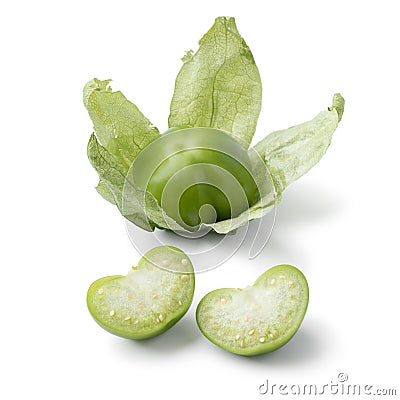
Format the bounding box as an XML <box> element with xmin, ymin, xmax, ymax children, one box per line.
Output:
<box><xmin>130</xmin><ymin>127</ymin><xmax>260</xmax><ymax>229</ymax></box>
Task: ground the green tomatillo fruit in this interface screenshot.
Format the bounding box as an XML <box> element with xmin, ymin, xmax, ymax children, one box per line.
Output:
<box><xmin>130</xmin><ymin>127</ymin><xmax>260</xmax><ymax>229</ymax></box>
<box><xmin>87</xmin><ymin>246</ymin><xmax>195</xmax><ymax>340</ymax></box>
<box><xmin>196</xmin><ymin>265</ymin><xmax>309</xmax><ymax>356</ymax></box>
<box><xmin>85</xmin><ymin>17</ymin><xmax>345</xmax><ymax>235</ymax></box>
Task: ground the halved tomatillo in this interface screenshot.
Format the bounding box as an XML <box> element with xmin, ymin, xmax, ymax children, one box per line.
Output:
<box><xmin>87</xmin><ymin>246</ymin><xmax>195</xmax><ymax>339</ymax></box>
<box><xmin>196</xmin><ymin>265</ymin><xmax>308</xmax><ymax>356</ymax></box>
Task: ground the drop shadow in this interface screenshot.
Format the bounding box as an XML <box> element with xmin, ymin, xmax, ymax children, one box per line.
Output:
<box><xmin>231</xmin><ymin>319</ymin><xmax>326</xmax><ymax>366</ymax></box>
<box><xmin>233</xmin><ymin>182</ymin><xmax>345</xmax><ymax>261</ymax></box>
<box><xmin>123</xmin><ymin>182</ymin><xmax>345</xmax><ymax>272</ymax></box>
<box><xmin>275</xmin><ymin>183</ymin><xmax>345</xmax><ymax>228</ymax></box>
<box><xmin>112</xmin><ymin>313</ymin><xmax>202</xmax><ymax>356</ymax></box>
<box><xmin>254</xmin><ymin>326</ymin><xmax>321</xmax><ymax>364</ymax></box>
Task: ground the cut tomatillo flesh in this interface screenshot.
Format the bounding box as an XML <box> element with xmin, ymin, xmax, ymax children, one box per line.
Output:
<box><xmin>87</xmin><ymin>246</ymin><xmax>195</xmax><ymax>340</ymax></box>
<box><xmin>196</xmin><ymin>265</ymin><xmax>308</xmax><ymax>356</ymax></box>
<box><xmin>129</xmin><ymin>127</ymin><xmax>260</xmax><ymax>229</ymax></box>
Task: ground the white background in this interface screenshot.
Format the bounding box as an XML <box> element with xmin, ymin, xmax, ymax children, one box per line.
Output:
<box><xmin>1</xmin><ymin>0</ymin><xmax>399</xmax><ymax>398</ymax></box>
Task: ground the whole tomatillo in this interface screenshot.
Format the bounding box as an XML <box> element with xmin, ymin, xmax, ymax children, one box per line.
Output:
<box><xmin>85</xmin><ymin>17</ymin><xmax>344</xmax><ymax>235</ymax></box>
<box><xmin>130</xmin><ymin>127</ymin><xmax>260</xmax><ymax>230</ymax></box>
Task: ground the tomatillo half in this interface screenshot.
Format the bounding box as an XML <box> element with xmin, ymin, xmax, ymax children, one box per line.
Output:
<box><xmin>130</xmin><ymin>127</ymin><xmax>260</xmax><ymax>229</ymax></box>
<box><xmin>87</xmin><ymin>246</ymin><xmax>195</xmax><ymax>340</ymax></box>
<box><xmin>196</xmin><ymin>265</ymin><xmax>309</xmax><ymax>356</ymax></box>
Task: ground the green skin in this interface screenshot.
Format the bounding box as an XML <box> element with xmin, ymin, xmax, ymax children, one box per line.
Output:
<box><xmin>87</xmin><ymin>246</ymin><xmax>195</xmax><ymax>340</ymax></box>
<box><xmin>196</xmin><ymin>265</ymin><xmax>309</xmax><ymax>356</ymax></box>
<box><xmin>130</xmin><ymin>127</ymin><xmax>259</xmax><ymax>229</ymax></box>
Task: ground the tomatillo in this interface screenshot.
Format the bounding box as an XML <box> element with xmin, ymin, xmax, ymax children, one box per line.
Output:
<box><xmin>196</xmin><ymin>265</ymin><xmax>309</xmax><ymax>356</ymax></box>
<box><xmin>130</xmin><ymin>127</ymin><xmax>259</xmax><ymax>229</ymax></box>
<box><xmin>87</xmin><ymin>246</ymin><xmax>195</xmax><ymax>340</ymax></box>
